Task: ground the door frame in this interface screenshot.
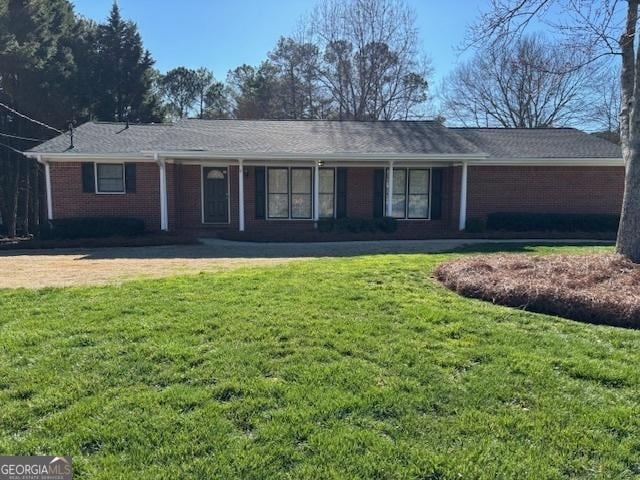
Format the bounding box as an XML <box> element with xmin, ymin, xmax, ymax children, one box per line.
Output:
<box><xmin>201</xmin><ymin>165</ymin><xmax>231</xmax><ymax>225</ymax></box>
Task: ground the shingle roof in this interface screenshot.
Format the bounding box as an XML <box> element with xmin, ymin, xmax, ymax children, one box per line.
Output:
<box><xmin>151</xmin><ymin>119</ymin><xmax>481</xmax><ymax>155</ymax></box>
<box><xmin>452</xmin><ymin>127</ymin><xmax>621</xmax><ymax>159</ymax></box>
<box><xmin>28</xmin><ymin>122</ymin><xmax>173</xmax><ymax>154</ymax></box>
<box><xmin>28</xmin><ymin>119</ymin><xmax>622</xmax><ymax>159</ymax></box>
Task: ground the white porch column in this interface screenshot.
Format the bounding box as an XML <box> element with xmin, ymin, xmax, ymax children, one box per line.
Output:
<box><xmin>43</xmin><ymin>158</ymin><xmax>53</xmax><ymax>220</ymax></box>
<box><xmin>313</xmin><ymin>161</ymin><xmax>320</xmax><ymax>224</ymax></box>
<box><xmin>386</xmin><ymin>161</ymin><xmax>394</xmax><ymax>217</ymax></box>
<box><xmin>157</xmin><ymin>153</ymin><xmax>168</xmax><ymax>231</ymax></box>
<box><xmin>459</xmin><ymin>161</ymin><xmax>468</xmax><ymax>231</ymax></box>
<box><xmin>238</xmin><ymin>159</ymin><xmax>245</xmax><ymax>232</ymax></box>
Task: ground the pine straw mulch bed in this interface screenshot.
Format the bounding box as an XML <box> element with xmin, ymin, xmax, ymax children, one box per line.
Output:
<box><xmin>435</xmin><ymin>254</ymin><xmax>640</xmax><ymax>328</ymax></box>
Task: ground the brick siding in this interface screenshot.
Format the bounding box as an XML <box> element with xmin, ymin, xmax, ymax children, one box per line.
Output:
<box><xmin>466</xmin><ymin>166</ymin><xmax>625</xmax><ymax>220</ymax></box>
<box><xmin>50</xmin><ymin>162</ymin><xmax>626</xmax><ymax>239</ymax></box>
<box><xmin>50</xmin><ymin>161</ymin><xmax>162</xmax><ymax>231</ymax></box>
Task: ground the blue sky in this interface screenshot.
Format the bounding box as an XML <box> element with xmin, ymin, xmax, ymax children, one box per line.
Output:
<box><xmin>71</xmin><ymin>0</ymin><xmax>489</xmax><ymax>89</ymax></box>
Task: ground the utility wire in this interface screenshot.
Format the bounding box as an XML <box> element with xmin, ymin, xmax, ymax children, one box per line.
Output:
<box><xmin>0</xmin><ymin>132</ymin><xmax>45</xmax><ymax>142</ymax></box>
<box><xmin>0</xmin><ymin>140</ymin><xmax>25</xmax><ymax>155</ymax></box>
<box><xmin>0</xmin><ymin>101</ymin><xmax>64</xmax><ymax>134</ymax></box>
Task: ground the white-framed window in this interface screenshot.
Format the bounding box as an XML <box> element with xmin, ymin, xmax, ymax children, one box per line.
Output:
<box><xmin>319</xmin><ymin>168</ymin><xmax>335</xmax><ymax>218</ymax></box>
<box><xmin>96</xmin><ymin>163</ymin><xmax>125</xmax><ymax>194</ymax></box>
<box><xmin>268</xmin><ymin>167</ymin><xmax>289</xmax><ymax>218</ymax></box>
<box><xmin>267</xmin><ymin>167</ymin><xmax>313</xmax><ymax>219</ymax></box>
<box><xmin>385</xmin><ymin>168</ymin><xmax>431</xmax><ymax>219</ymax></box>
<box><xmin>291</xmin><ymin>168</ymin><xmax>312</xmax><ymax>219</ymax></box>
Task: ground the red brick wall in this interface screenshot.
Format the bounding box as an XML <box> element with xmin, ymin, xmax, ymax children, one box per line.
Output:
<box><xmin>50</xmin><ymin>161</ymin><xmax>162</xmax><ymax>231</ymax></box>
<box><xmin>466</xmin><ymin>166</ymin><xmax>625</xmax><ymax>220</ymax></box>
<box><xmin>50</xmin><ymin>162</ymin><xmax>625</xmax><ymax>239</ymax></box>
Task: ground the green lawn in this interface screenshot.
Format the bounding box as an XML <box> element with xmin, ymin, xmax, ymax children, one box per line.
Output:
<box><xmin>1</xmin><ymin>244</ymin><xmax>639</xmax><ymax>479</ymax></box>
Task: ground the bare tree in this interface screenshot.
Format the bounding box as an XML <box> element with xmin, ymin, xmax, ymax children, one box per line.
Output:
<box><xmin>441</xmin><ymin>35</ymin><xmax>593</xmax><ymax>128</ymax></box>
<box><xmin>305</xmin><ymin>0</ymin><xmax>431</xmax><ymax>120</ymax></box>
<box><xmin>590</xmin><ymin>63</ymin><xmax>621</xmax><ymax>136</ymax></box>
<box><xmin>468</xmin><ymin>0</ymin><xmax>640</xmax><ymax>262</ymax></box>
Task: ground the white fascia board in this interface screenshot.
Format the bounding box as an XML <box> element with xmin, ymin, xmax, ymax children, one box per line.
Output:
<box><xmin>144</xmin><ymin>150</ymin><xmax>488</xmax><ymax>162</ymax></box>
<box><xmin>468</xmin><ymin>157</ymin><xmax>624</xmax><ymax>166</ymax></box>
<box><xmin>25</xmin><ymin>153</ymin><xmax>153</xmax><ymax>162</ymax></box>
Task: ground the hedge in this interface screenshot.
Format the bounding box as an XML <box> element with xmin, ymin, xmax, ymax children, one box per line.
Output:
<box><xmin>41</xmin><ymin>217</ymin><xmax>146</xmax><ymax>240</ymax></box>
<box><xmin>486</xmin><ymin>212</ymin><xmax>620</xmax><ymax>232</ymax></box>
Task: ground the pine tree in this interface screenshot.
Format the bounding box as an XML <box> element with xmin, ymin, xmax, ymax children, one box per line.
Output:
<box><xmin>92</xmin><ymin>2</ymin><xmax>162</xmax><ymax>122</ymax></box>
<box><xmin>0</xmin><ymin>0</ymin><xmax>80</xmax><ymax>237</ymax></box>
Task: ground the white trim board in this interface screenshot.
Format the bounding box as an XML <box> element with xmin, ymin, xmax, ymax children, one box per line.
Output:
<box><xmin>26</xmin><ymin>151</ymin><xmax>623</xmax><ymax>167</ymax></box>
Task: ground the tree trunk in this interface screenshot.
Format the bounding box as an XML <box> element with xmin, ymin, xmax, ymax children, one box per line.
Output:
<box><xmin>617</xmin><ymin>146</ymin><xmax>640</xmax><ymax>261</ymax></box>
<box><xmin>21</xmin><ymin>161</ymin><xmax>30</xmax><ymax>235</ymax></box>
<box><xmin>5</xmin><ymin>158</ymin><xmax>20</xmax><ymax>238</ymax></box>
<box><xmin>616</xmin><ymin>0</ymin><xmax>640</xmax><ymax>261</ymax></box>
<box><xmin>30</xmin><ymin>161</ymin><xmax>40</xmax><ymax>236</ymax></box>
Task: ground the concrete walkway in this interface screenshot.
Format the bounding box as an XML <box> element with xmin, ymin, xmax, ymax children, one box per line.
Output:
<box><xmin>0</xmin><ymin>238</ymin><xmax>611</xmax><ymax>289</ymax></box>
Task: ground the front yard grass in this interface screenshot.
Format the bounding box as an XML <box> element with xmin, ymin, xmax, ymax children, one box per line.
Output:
<box><xmin>1</xmin><ymin>244</ymin><xmax>639</xmax><ymax>479</ymax></box>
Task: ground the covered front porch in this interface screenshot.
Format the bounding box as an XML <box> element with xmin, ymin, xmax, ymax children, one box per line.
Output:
<box><xmin>157</xmin><ymin>155</ymin><xmax>472</xmax><ymax>239</ymax></box>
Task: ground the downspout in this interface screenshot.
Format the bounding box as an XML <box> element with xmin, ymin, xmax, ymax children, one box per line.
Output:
<box><xmin>238</xmin><ymin>159</ymin><xmax>245</xmax><ymax>232</ymax></box>
<box><xmin>459</xmin><ymin>161</ymin><xmax>468</xmax><ymax>231</ymax></box>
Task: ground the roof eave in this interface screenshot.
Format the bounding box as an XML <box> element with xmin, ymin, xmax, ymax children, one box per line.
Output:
<box><xmin>468</xmin><ymin>157</ymin><xmax>623</xmax><ymax>166</ymax></box>
<box><xmin>142</xmin><ymin>151</ymin><xmax>489</xmax><ymax>161</ymax></box>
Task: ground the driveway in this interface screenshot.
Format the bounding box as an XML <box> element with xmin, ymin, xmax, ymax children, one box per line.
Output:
<box><xmin>0</xmin><ymin>238</ymin><xmax>607</xmax><ymax>289</ymax></box>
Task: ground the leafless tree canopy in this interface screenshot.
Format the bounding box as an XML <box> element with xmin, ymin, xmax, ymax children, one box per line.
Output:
<box><xmin>441</xmin><ymin>35</ymin><xmax>593</xmax><ymax>128</ymax></box>
<box><xmin>223</xmin><ymin>0</ymin><xmax>431</xmax><ymax>120</ymax></box>
<box><xmin>304</xmin><ymin>0</ymin><xmax>431</xmax><ymax>120</ymax></box>
<box><xmin>589</xmin><ymin>64</ymin><xmax>621</xmax><ymax>135</ymax></box>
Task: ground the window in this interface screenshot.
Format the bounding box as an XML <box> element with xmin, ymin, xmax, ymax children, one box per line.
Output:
<box><xmin>291</xmin><ymin>168</ymin><xmax>312</xmax><ymax>218</ymax></box>
<box><xmin>267</xmin><ymin>167</ymin><xmax>315</xmax><ymax>219</ymax></box>
<box><xmin>96</xmin><ymin>163</ymin><xmax>125</xmax><ymax>193</ymax></box>
<box><xmin>392</xmin><ymin>169</ymin><xmax>406</xmax><ymax>218</ymax></box>
<box><xmin>385</xmin><ymin>168</ymin><xmax>430</xmax><ymax>219</ymax></box>
<box><xmin>268</xmin><ymin>168</ymin><xmax>289</xmax><ymax>218</ymax></box>
<box><xmin>319</xmin><ymin>168</ymin><xmax>335</xmax><ymax>218</ymax></box>
<box><xmin>408</xmin><ymin>169</ymin><xmax>430</xmax><ymax>218</ymax></box>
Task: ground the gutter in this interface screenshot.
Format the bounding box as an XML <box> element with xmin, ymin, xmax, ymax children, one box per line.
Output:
<box><xmin>139</xmin><ymin>151</ymin><xmax>490</xmax><ymax>162</ymax></box>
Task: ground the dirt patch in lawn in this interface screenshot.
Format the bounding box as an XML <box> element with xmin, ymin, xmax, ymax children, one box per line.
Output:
<box><xmin>435</xmin><ymin>253</ymin><xmax>640</xmax><ymax>328</ymax></box>
<box><xmin>0</xmin><ymin>245</ymin><xmax>295</xmax><ymax>289</ymax></box>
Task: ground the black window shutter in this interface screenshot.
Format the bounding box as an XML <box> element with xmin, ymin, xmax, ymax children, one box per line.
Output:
<box><xmin>430</xmin><ymin>168</ymin><xmax>443</xmax><ymax>220</ymax></box>
<box><xmin>336</xmin><ymin>168</ymin><xmax>347</xmax><ymax>218</ymax></box>
<box><xmin>81</xmin><ymin>162</ymin><xmax>95</xmax><ymax>193</ymax></box>
<box><xmin>373</xmin><ymin>168</ymin><xmax>385</xmax><ymax>218</ymax></box>
<box><xmin>125</xmin><ymin>163</ymin><xmax>137</xmax><ymax>193</ymax></box>
<box><xmin>255</xmin><ymin>166</ymin><xmax>266</xmax><ymax>219</ymax></box>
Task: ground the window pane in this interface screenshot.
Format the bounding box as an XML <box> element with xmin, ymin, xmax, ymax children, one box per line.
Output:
<box><xmin>409</xmin><ymin>170</ymin><xmax>429</xmax><ymax>195</ymax></box>
<box><xmin>392</xmin><ymin>194</ymin><xmax>405</xmax><ymax>218</ymax></box>
<box><xmin>268</xmin><ymin>168</ymin><xmax>288</xmax><ymax>194</ymax></box>
<box><xmin>97</xmin><ymin>164</ymin><xmax>124</xmax><ymax>192</ymax></box>
<box><xmin>268</xmin><ymin>194</ymin><xmax>288</xmax><ymax>218</ymax></box>
<box><xmin>408</xmin><ymin>195</ymin><xmax>429</xmax><ymax>218</ymax></box>
<box><xmin>292</xmin><ymin>169</ymin><xmax>311</xmax><ymax>194</ymax></box>
<box><xmin>320</xmin><ymin>193</ymin><xmax>334</xmax><ymax>218</ymax></box>
<box><xmin>319</xmin><ymin>169</ymin><xmax>334</xmax><ymax>194</ymax></box>
<box><xmin>393</xmin><ymin>169</ymin><xmax>406</xmax><ymax>194</ymax></box>
<box><xmin>291</xmin><ymin>194</ymin><xmax>311</xmax><ymax>218</ymax></box>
